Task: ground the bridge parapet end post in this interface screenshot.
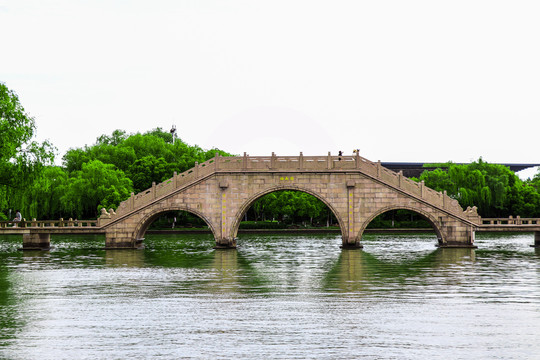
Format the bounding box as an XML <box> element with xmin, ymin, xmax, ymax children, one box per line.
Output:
<box><xmin>299</xmin><ymin>152</ymin><xmax>304</xmax><ymax>170</ymax></box>
<box><xmin>271</xmin><ymin>152</ymin><xmax>276</xmax><ymax>169</ymax></box>
<box><xmin>464</xmin><ymin>206</ymin><xmax>481</xmax><ymax>224</ymax></box>
<box><xmin>98</xmin><ymin>207</ymin><xmax>112</xmax><ymax>226</ymax></box>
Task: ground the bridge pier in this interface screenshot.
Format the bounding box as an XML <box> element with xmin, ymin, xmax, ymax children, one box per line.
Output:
<box><xmin>22</xmin><ymin>232</ymin><xmax>51</xmax><ymax>250</ymax></box>
<box><xmin>438</xmin><ymin>225</ymin><xmax>477</xmax><ymax>248</ymax></box>
<box><xmin>532</xmin><ymin>231</ymin><xmax>540</xmax><ymax>248</ymax></box>
<box><xmin>105</xmin><ymin>232</ymin><xmax>141</xmax><ymax>249</ymax></box>
<box><xmin>340</xmin><ymin>235</ymin><xmax>363</xmax><ymax>249</ymax></box>
<box><xmin>214</xmin><ymin>237</ymin><xmax>237</xmax><ymax>249</ymax></box>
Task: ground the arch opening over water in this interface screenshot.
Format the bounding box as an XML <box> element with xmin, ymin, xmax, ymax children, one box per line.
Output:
<box><xmin>230</xmin><ymin>188</ymin><xmax>344</xmax><ymax>241</ymax></box>
<box><xmin>360</xmin><ymin>207</ymin><xmax>444</xmax><ymax>247</ymax></box>
<box><xmin>133</xmin><ymin>207</ymin><xmax>217</xmax><ymax>246</ymax></box>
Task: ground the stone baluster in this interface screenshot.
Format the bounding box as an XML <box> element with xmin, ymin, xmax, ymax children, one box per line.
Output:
<box><xmin>443</xmin><ymin>190</ymin><xmax>447</xmax><ymax>209</ymax></box>
<box><xmin>377</xmin><ymin>160</ymin><xmax>381</xmax><ymax>178</ymax></box>
<box><xmin>327</xmin><ymin>152</ymin><xmax>332</xmax><ymax>169</ymax></box>
<box><xmin>271</xmin><ymin>152</ymin><xmax>276</xmax><ymax>169</ymax></box>
<box><xmin>243</xmin><ymin>152</ymin><xmax>248</xmax><ymax>170</ymax></box>
<box><xmin>299</xmin><ymin>152</ymin><xmax>304</xmax><ymax>170</ymax></box>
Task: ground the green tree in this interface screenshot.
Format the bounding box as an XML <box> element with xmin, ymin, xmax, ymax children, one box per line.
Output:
<box><xmin>420</xmin><ymin>159</ymin><xmax>537</xmax><ymax>218</ymax></box>
<box><xmin>0</xmin><ymin>83</ymin><xmax>35</xmax><ymax>163</ymax></box>
<box><xmin>0</xmin><ymin>83</ymin><xmax>56</xmax><ymax>219</ymax></box>
<box><xmin>61</xmin><ymin>160</ymin><xmax>133</xmax><ymax>219</ymax></box>
<box><xmin>126</xmin><ymin>155</ymin><xmax>175</xmax><ymax>193</ymax></box>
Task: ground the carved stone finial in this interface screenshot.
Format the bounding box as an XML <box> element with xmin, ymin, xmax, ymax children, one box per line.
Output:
<box><xmin>100</xmin><ymin>208</ymin><xmax>111</xmax><ymax>219</ymax></box>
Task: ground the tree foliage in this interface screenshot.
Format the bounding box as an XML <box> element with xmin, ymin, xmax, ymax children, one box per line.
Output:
<box><xmin>0</xmin><ymin>83</ymin><xmax>36</xmax><ymax>163</ymax></box>
<box><xmin>419</xmin><ymin>159</ymin><xmax>540</xmax><ymax>218</ymax></box>
<box><xmin>5</xmin><ymin>128</ymin><xmax>231</xmax><ymax>220</ymax></box>
<box><xmin>0</xmin><ymin>83</ymin><xmax>56</xmax><ymax>220</ymax></box>
<box><xmin>3</xmin><ymin>90</ymin><xmax>540</xmax><ymax>224</ymax></box>
<box><xmin>247</xmin><ymin>190</ymin><xmax>333</xmax><ymax>226</ymax></box>
<box><xmin>60</xmin><ymin>160</ymin><xmax>133</xmax><ymax>219</ymax></box>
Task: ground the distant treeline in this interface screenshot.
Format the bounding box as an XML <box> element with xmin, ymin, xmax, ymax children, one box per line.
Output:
<box><xmin>1</xmin><ymin>127</ymin><xmax>230</xmax><ymax>220</ymax></box>
<box><xmin>2</xmin><ymin>82</ymin><xmax>540</xmax><ymax>223</ymax></box>
<box><xmin>414</xmin><ymin>160</ymin><xmax>540</xmax><ymax>218</ymax></box>
<box><xmin>2</xmin><ymin>127</ymin><xmax>540</xmax><ymax>224</ymax></box>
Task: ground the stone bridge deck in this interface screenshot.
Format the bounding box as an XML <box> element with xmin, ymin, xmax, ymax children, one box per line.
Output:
<box><xmin>2</xmin><ymin>153</ymin><xmax>539</xmax><ymax>249</ymax></box>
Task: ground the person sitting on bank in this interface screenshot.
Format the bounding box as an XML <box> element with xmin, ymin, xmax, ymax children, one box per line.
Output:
<box><xmin>13</xmin><ymin>210</ymin><xmax>21</xmax><ymax>222</ymax></box>
<box><xmin>12</xmin><ymin>210</ymin><xmax>21</xmax><ymax>226</ymax></box>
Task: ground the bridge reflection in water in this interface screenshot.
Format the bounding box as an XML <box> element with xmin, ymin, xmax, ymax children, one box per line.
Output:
<box><xmin>324</xmin><ymin>245</ymin><xmax>476</xmax><ymax>293</ymax></box>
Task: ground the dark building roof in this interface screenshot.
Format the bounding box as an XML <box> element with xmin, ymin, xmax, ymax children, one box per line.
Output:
<box><xmin>381</xmin><ymin>162</ymin><xmax>540</xmax><ymax>178</ymax></box>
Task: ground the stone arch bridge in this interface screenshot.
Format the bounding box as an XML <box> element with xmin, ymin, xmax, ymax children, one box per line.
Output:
<box><xmin>98</xmin><ymin>153</ymin><xmax>484</xmax><ymax>249</ymax></box>
<box><xmin>5</xmin><ymin>153</ymin><xmax>540</xmax><ymax>250</ymax></box>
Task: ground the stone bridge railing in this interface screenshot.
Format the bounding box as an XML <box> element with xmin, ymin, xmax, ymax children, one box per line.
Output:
<box><xmin>108</xmin><ymin>153</ymin><xmax>479</xmax><ymax>224</ymax></box>
<box><xmin>480</xmin><ymin>217</ymin><xmax>540</xmax><ymax>226</ymax></box>
<box><xmin>0</xmin><ymin>219</ymin><xmax>99</xmax><ymax>229</ymax></box>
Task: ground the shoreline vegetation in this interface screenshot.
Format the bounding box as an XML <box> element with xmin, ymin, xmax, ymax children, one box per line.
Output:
<box><xmin>147</xmin><ymin>228</ymin><xmax>435</xmax><ymax>234</ymax></box>
<box><xmin>3</xmin><ymin>124</ymin><xmax>540</xmax><ymax>226</ymax></box>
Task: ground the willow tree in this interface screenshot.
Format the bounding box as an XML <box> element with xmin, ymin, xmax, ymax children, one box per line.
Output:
<box><xmin>0</xmin><ymin>83</ymin><xmax>55</xmax><ymax>220</ymax></box>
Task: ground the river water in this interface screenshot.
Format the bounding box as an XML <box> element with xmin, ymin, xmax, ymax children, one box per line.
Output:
<box><xmin>0</xmin><ymin>232</ymin><xmax>539</xmax><ymax>359</ymax></box>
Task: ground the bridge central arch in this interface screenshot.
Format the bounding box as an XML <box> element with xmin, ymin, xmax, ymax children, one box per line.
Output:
<box><xmin>229</xmin><ymin>185</ymin><xmax>346</xmax><ymax>242</ymax></box>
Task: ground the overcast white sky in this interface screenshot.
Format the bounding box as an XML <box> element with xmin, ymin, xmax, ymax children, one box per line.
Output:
<box><xmin>1</xmin><ymin>1</ymin><xmax>539</xmax><ymax>175</ymax></box>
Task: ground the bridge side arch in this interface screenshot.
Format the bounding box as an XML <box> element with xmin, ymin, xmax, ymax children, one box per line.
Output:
<box><xmin>358</xmin><ymin>205</ymin><xmax>445</xmax><ymax>245</ymax></box>
<box><xmin>132</xmin><ymin>205</ymin><xmax>219</xmax><ymax>242</ymax></box>
<box><xmin>229</xmin><ymin>185</ymin><xmax>347</xmax><ymax>240</ymax></box>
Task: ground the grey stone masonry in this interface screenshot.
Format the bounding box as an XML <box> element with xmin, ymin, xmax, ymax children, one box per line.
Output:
<box><xmin>99</xmin><ymin>153</ymin><xmax>484</xmax><ymax>249</ymax></box>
